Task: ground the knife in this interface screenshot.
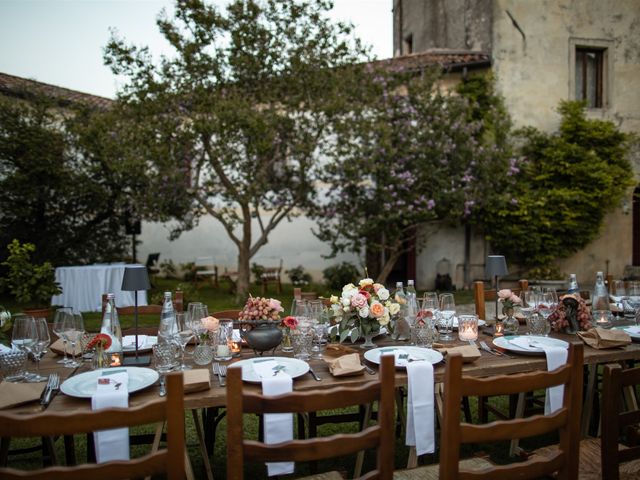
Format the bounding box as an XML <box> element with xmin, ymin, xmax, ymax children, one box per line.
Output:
<box><xmin>308</xmin><ymin>366</ymin><xmax>322</xmax><ymax>381</ymax></box>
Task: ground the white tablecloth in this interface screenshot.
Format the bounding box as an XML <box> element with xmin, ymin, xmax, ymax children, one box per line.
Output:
<box><xmin>52</xmin><ymin>264</ymin><xmax>148</xmax><ymax>312</ymax></box>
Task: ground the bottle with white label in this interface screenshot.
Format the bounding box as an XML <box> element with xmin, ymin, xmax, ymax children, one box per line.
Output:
<box><xmin>100</xmin><ymin>293</ymin><xmax>123</xmax><ymax>366</ymax></box>
<box><xmin>158</xmin><ymin>292</ymin><xmax>178</xmax><ymax>345</ymax></box>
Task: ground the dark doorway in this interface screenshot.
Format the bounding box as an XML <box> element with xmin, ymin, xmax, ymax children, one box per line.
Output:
<box><xmin>633</xmin><ymin>187</ymin><xmax>640</xmax><ymax>265</ymax></box>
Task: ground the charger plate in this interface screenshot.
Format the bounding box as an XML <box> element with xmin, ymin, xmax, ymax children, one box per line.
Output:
<box><xmin>494</xmin><ymin>335</ymin><xmax>568</xmax><ymax>355</ymax></box>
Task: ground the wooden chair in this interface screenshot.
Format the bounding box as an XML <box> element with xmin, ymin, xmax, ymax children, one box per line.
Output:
<box><xmin>0</xmin><ymin>372</ymin><xmax>185</xmax><ymax>480</ymax></box>
<box><xmin>100</xmin><ymin>291</ymin><xmax>184</xmax><ymax>316</ymax></box>
<box><xmin>397</xmin><ymin>344</ymin><xmax>584</xmax><ymax>479</ymax></box>
<box><xmin>194</xmin><ymin>256</ymin><xmax>219</xmax><ymax>289</ymax></box>
<box><xmin>473</xmin><ymin>279</ymin><xmax>529</xmax><ymax>321</ymax></box>
<box><xmin>260</xmin><ymin>259</ymin><xmax>283</xmax><ymax>296</ymax></box>
<box><xmin>210</xmin><ymin>310</ymin><xmax>241</xmax><ymax>320</ymax></box>
<box><xmin>293</xmin><ymin>287</ymin><xmax>318</xmax><ymax>301</ymax></box>
<box><xmin>226</xmin><ymin>355</ymin><xmax>396</xmax><ymax>480</ymax></box>
<box><xmin>146</xmin><ymin>253</ymin><xmax>161</xmax><ymax>276</ymax></box>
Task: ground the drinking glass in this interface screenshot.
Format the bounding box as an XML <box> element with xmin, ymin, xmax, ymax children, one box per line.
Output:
<box><xmin>0</xmin><ymin>349</ymin><xmax>27</xmax><ymax>382</ymax></box>
<box><xmin>188</xmin><ymin>303</ymin><xmax>208</xmax><ymax>344</ymax></box>
<box><xmin>64</xmin><ymin>313</ymin><xmax>84</xmax><ymax>368</ymax></box>
<box><xmin>52</xmin><ymin>308</ymin><xmax>73</xmax><ymax>365</ymax></box>
<box><xmin>153</xmin><ymin>343</ymin><xmax>178</xmax><ymax>397</ymax></box>
<box><xmin>292</xmin><ymin>318</ymin><xmax>313</xmax><ymax>360</ymax></box>
<box><xmin>175</xmin><ymin>312</ymin><xmax>193</xmax><ymax>370</ymax></box>
<box><xmin>416</xmin><ymin>292</ymin><xmax>440</xmax><ymax>344</ymax></box>
<box><xmin>535</xmin><ymin>292</ymin><xmax>555</xmax><ymax>336</ymax></box>
<box><xmin>519</xmin><ymin>290</ymin><xmax>537</xmax><ymax>322</ymax></box>
<box><xmin>311</xmin><ymin>322</ymin><xmax>328</xmax><ymax>359</ymax></box>
<box><xmin>438</xmin><ymin>293</ymin><xmax>456</xmax><ymax>342</ymax></box>
<box><xmin>213</xmin><ymin>319</ymin><xmax>233</xmax><ymax>361</ymax></box>
<box><xmin>31</xmin><ymin>317</ymin><xmax>50</xmax><ymax>381</ymax></box>
<box><xmin>290</xmin><ymin>299</ymin><xmax>309</xmax><ymax>318</ymax></box>
<box><xmin>11</xmin><ymin>315</ymin><xmax>37</xmax><ymax>381</ymax></box>
<box><xmin>526</xmin><ymin>312</ymin><xmax>549</xmax><ymax>336</ymax></box>
<box><xmin>414</xmin><ymin>321</ymin><xmax>438</xmax><ymax>348</ymax></box>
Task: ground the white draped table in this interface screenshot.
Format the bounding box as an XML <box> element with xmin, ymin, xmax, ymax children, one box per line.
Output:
<box><xmin>51</xmin><ymin>264</ymin><xmax>148</xmax><ymax>312</ymax></box>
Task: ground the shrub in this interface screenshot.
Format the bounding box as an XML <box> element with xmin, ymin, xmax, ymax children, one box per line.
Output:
<box><xmin>286</xmin><ymin>265</ymin><xmax>312</xmax><ymax>286</ymax></box>
<box><xmin>323</xmin><ymin>262</ymin><xmax>360</xmax><ymax>290</ymax></box>
<box><xmin>251</xmin><ymin>263</ymin><xmax>265</xmax><ymax>285</ymax></box>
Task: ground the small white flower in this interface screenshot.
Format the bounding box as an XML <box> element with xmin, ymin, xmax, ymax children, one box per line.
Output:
<box><xmin>359</xmin><ymin>278</ymin><xmax>374</xmax><ymax>288</ymax></box>
<box><xmin>343</xmin><ymin>306</ymin><xmax>351</xmax><ymax>313</ymax></box>
<box><xmin>388</xmin><ymin>303</ymin><xmax>400</xmax><ymax>315</ymax></box>
<box><xmin>358</xmin><ymin>306</ymin><xmax>370</xmax><ymax>318</ymax></box>
<box><xmin>377</xmin><ymin>287</ymin><xmax>390</xmax><ymax>301</ymax></box>
<box><xmin>379</xmin><ymin>312</ymin><xmax>390</xmax><ymax>325</ymax></box>
<box><xmin>341</xmin><ymin>297</ymin><xmax>351</xmax><ymax>307</ymax></box>
<box><xmin>330</xmin><ymin>295</ymin><xmax>339</xmax><ymax>304</ymax></box>
<box><xmin>342</xmin><ymin>283</ymin><xmax>356</xmax><ymax>292</ymax></box>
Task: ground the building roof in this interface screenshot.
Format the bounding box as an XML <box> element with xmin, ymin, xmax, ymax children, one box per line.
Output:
<box><xmin>0</xmin><ymin>72</ymin><xmax>113</xmax><ymax>109</ymax></box>
<box><xmin>373</xmin><ymin>49</ymin><xmax>491</xmax><ymax>73</ymax></box>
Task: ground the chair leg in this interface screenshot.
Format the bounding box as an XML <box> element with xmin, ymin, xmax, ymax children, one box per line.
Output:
<box><xmin>581</xmin><ymin>365</ymin><xmax>598</xmax><ymax>437</ymax></box>
<box><xmin>353</xmin><ymin>403</ymin><xmax>373</xmax><ymax>478</ymax></box>
<box><xmin>509</xmin><ymin>392</ymin><xmax>526</xmax><ymax>456</ymax></box>
<box><xmin>478</xmin><ymin>395</ymin><xmax>488</xmax><ymax>423</ymax></box>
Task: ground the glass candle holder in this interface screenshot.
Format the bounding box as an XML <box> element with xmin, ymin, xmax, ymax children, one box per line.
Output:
<box><xmin>214</xmin><ymin>320</ymin><xmax>233</xmax><ymax>361</ymax></box>
<box><xmin>494</xmin><ymin>321</ymin><xmax>504</xmax><ymax>337</ymax></box>
<box><xmin>458</xmin><ymin>314</ymin><xmax>479</xmax><ymax>341</ymax></box>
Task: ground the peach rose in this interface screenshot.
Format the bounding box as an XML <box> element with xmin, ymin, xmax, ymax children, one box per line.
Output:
<box><xmin>201</xmin><ymin>316</ymin><xmax>219</xmax><ymax>332</ymax></box>
<box><xmin>369</xmin><ymin>301</ymin><xmax>385</xmax><ymax>318</ymax></box>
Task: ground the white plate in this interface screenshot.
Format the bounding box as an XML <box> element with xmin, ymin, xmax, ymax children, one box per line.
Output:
<box><xmin>614</xmin><ymin>326</ymin><xmax>640</xmax><ymax>341</ymax></box>
<box><xmin>232</xmin><ymin>357</ymin><xmax>310</xmax><ymax>383</ymax></box>
<box><xmin>60</xmin><ymin>366</ymin><xmax>159</xmax><ymax>398</ymax></box>
<box><xmin>122</xmin><ymin>335</ymin><xmax>158</xmax><ymax>354</ymax></box>
<box><xmin>364</xmin><ymin>346</ymin><xmax>443</xmax><ymax>368</ymax></box>
<box><xmin>452</xmin><ymin>318</ymin><xmax>486</xmax><ymax>329</ymax></box>
<box><xmin>494</xmin><ymin>335</ymin><xmax>569</xmax><ymax>355</ymax></box>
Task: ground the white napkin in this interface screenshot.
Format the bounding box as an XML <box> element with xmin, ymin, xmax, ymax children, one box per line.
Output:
<box><xmin>404</xmin><ymin>359</ymin><xmax>435</xmax><ymax>456</ymax></box>
<box><xmin>91</xmin><ymin>370</ymin><xmax>130</xmax><ymax>463</ymax></box>
<box><xmin>253</xmin><ymin>360</ymin><xmax>294</xmax><ymax>477</ymax></box>
<box><xmin>377</xmin><ymin>348</ymin><xmax>418</xmax><ymax>367</ymax></box>
<box><xmin>122</xmin><ymin>335</ymin><xmax>147</xmax><ymax>349</ymax></box>
<box><xmin>542</xmin><ymin>346</ymin><xmax>568</xmax><ymax>415</ymax></box>
<box><xmin>509</xmin><ymin>337</ymin><xmax>540</xmax><ymax>351</ymax></box>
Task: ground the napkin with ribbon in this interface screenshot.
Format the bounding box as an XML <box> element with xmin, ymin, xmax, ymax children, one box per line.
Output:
<box><xmin>509</xmin><ymin>338</ymin><xmax>567</xmax><ymax>414</ymax></box>
<box><xmin>122</xmin><ymin>335</ymin><xmax>148</xmax><ymax>349</ymax></box>
<box><xmin>91</xmin><ymin>370</ymin><xmax>129</xmax><ymax>463</ymax></box>
<box><xmin>0</xmin><ymin>381</ymin><xmax>46</xmax><ymax>409</ymax></box>
<box><xmin>404</xmin><ymin>359</ymin><xmax>435</xmax><ymax>456</ymax></box>
<box><xmin>252</xmin><ymin>359</ymin><xmax>294</xmax><ymax>477</ymax></box>
<box><xmin>325</xmin><ymin>353</ymin><xmax>364</xmax><ymax>376</ymax></box>
<box><xmin>577</xmin><ymin>327</ymin><xmax>631</xmax><ymax>349</ymax></box>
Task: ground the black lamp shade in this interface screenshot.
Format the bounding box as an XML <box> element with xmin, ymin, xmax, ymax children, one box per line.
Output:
<box><xmin>486</xmin><ymin>255</ymin><xmax>508</xmax><ymax>278</ymax></box>
<box><xmin>121</xmin><ymin>265</ymin><xmax>151</xmax><ymax>291</ymax></box>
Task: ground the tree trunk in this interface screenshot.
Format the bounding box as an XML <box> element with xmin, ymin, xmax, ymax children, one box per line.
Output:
<box><xmin>234</xmin><ymin>246</ymin><xmax>251</xmax><ymax>305</ymax></box>
<box><xmin>376</xmin><ymin>248</ymin><xmax>403</xmax><ymax>285</ymax></box>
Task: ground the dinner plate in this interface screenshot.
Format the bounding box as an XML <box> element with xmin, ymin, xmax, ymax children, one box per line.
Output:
<box><xmin>452</xmin><ymin>318</ymin><xmax>486</xmax><ymax>329</ymax></box>
<box><xmin>232</xmin><ymin>356</ymin><xmax>310</xmax><ymax>383</ymax></box>
<box><xmin>60</xmin><ymin>366</ymin><xmax>159</xmax><ymax>398</ymax></box>
<box><xmin>364</xmin><ymin>346</ymin><xmax>443</xmax><ymax>368</ymax></box>
<box><xmin>122</xmin><ymin>335</ymin><xmax>158</xmax><ymax>354</ymax></box>
<box><xmin>614</xmin><ymin>325</ymin><xmax>640</xmax><ymax>341</ymax></box>
<box><xmin>493</xmin><ymin>335</ymin><xmax>569</xmax><ymax>355</ymax></box>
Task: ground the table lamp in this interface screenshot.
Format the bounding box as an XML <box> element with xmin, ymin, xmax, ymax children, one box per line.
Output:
<box><xmin>121</xmin><ymin>265</ymin><xmax>151</xmax><ymax>366</ymax></box>
<box><xmin>486</xmin><ymin>255</ymin><xmax>509</xmax><ymax>321</ymax></box>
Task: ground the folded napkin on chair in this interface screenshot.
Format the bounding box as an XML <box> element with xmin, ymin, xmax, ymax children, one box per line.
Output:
<box><xmin>577</xmin><ymin>327</ymin><xmax>631</xmax><ymax>349</ymax></box>
<box><xmin>252</xmin><ymin>359</ymin><xmax>294</xmax><ymax>477</ymax></box>
<box><xmin>91</xmin><ymin>370</ymin><xmax>129</xmax><ymax>463</ymax></box>
<box><xmin>325</xmin><ymin>353</ymin><xmax>364</xmax><ymax>376</ymax></box>
<box><xmin>404</xmin><ymin>358</ymin><xmax>435</xmax><ymax>456</ymax></box>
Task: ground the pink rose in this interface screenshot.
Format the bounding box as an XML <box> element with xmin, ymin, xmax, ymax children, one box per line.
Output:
<box><xmin>497</xmin><ymin>289</ymin><xmax>513</xmax><ymax>300</ymax></box>
<box><xmin>351</xmin><ymin>293</ymin><xmax>368</xmax><ymax>309</ymax></box>
<box><xmin>201</xmin><ymin>316</ymin><xmax>219</xmax><ymax>332</ymax></box>
<box><xmin>269</xmin><ymin>298</ymin><xmax>283</xmax><ymax>312</ymax></box>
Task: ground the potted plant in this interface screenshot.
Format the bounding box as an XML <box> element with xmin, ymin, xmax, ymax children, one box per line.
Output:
<box><xmin>0</xmin><ymin>239</ymin><xmax>62</xmax><ymax>318</ymax></box>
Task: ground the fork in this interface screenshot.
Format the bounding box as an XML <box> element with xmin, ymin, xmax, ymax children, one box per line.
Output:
<box><xmin>479</xmin><ymin>340</ymin><xmax>512</xmax><ymax>358</ymax></box>
<box><xmin>41</xmin><ymin>373</ymin><xmax>60</xmax><ymax>407</ymax></box>
<box><xmin>218</xmin><ymin>364</ymin><xmax>227</xmax><ymax>386</ymax></box>
<box><xmin>40</xmin><ymin>374</ymin><xmax>55</xmax><ymax>403</ymax></box>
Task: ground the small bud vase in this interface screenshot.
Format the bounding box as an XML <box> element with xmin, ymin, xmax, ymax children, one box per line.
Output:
<box><xmin>92</xmin><ymin>346</ymin><xmax>110</xmax><ymax>370</ymax></box>
<box><xmin>193</xmin><ymin>340</ymin><xmax>214</xmax><ymax>366</ymax></box>
<box><xmin>361</xmin><ymin>332</ymin><xmax>377</xmax><ymax>349</ymax></box>
<box><xmin>502</xmin><ymin>307</ymin><xmax>519</xmax><ymax>335</ymax></box>
<box><xmin>281</xmin><ymin>328</ymin><xmax>294</xmax><ymax>353</ymax></box>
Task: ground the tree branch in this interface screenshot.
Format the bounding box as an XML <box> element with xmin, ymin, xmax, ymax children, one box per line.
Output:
<box><xmin>194</xmin><ymin>192</ymin><xmax>241</xmax><ymax>247</ymax></box>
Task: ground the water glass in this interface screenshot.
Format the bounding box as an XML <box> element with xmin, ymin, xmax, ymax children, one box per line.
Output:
<box><xmin>526</xmin><ymin>312</ymin><xmax>550</xmax><ymax>336</ymax></box>
<box><xmin>176</xmin><ymin>312</ymin><xmax>193</xmax><ymax>370</ymax></box>
<box><xmin>153</xmin><ymin>343</ymin><xmax>178</xmax><ymax>396</ymax></box>
<box><xmin>438</xmin><ymin>293</ymin><xmax>456</xmax><ymax>341</ymax></box>
<box><xmin>311</xmin><ymin>322</ymin><xmax>327</xmax><ymax>359</ymax></box>
<box><xmin>214</xmin><ymin>320</ymin><xmax>233</xmax><ymax>361</ymax></box>
<box><xmin>413</xmin><ymin>321</ymin><xmax>438</xmax><ymax>348</ymax></box>
<box><xmin>0</xmin><ymin>349</ymin><xmax>27</xmax><ymax>382</ymax></box>
<box><xmin>292</xmin><ymin>320</ymin><xmax>313</xmax><ymax>360</ymax></box>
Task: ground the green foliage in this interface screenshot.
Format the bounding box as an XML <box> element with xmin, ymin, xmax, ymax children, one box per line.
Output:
<box><xmin>159</xmin><ymin>259</ymin><xmax>178</xmax><ymax>279</ymax></box>
<box><xmin>285</xmin><ymin>265</ymin><xmax>312</xmax><ymax>285</ymax></box>
<box><xmin>0</xmin><ymin>95</ymin><xmax>131</xmax><ymax>266</ymax></box>
<box><xmin>323</xmin><ymin>262</ymin><xmax>360</xmax><ymax>290</ymax></box>
<box><xmin>180</xmin><ymin>262</ymin><xmax>197</xmax><ymax>282</ymax></box>
<box><xmin>251</xmin><ymin>263</ymin><xmax>265</xmax><ymax>285</ymax></box>
<box><xmin>483</xmin><ymin>101</ymin><xmax>633</xmax><ymax>269</ymax></box>
<box><xmin>0</xmin><ymin>240</ymin><xmax>62</xmax><ymax>308</ymax></box>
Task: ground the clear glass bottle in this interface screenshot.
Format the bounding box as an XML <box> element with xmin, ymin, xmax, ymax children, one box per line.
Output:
<box><xmin>100</xmin><ymin>293</ymin><xmax>123</xmax><ymax>366</ymax></box>
<box><xmin>567</xmin><ymin>274</ymin><xmax>579</xmax><ymax>294</ymax></box>
<box><xmin>592</xmin><ymin>271</ymin><xmax>612</xmax><ymax>327</ymax></box>
<box><xmin>158</xmin><ymin>292</ymin><xmax>178</xmax><ymax>345</ymax></box>
<box><xmin>393</xmin><ymin>282</ymin><xmax>410</xmax><ymax>340</ymax></box>
<box><xmin>405</xmin><ymin>280</ymin><xmax>418</xmax><ymax>335</ymax></box>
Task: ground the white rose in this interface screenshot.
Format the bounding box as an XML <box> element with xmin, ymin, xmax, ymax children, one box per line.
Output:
<box><xmin>379</xmin><ymin>312</ymin><xmax>390</xmax><ymax>325</ymax></box>
<box><xmin>388</xmin><ymin>303</ymin><xmax>400</xmax><ymax>315</ymax></box>
<box><xmin>358</xmin><ymin>306</ymin><xmax>370</xmax><ymax>318</ymax></box>
<box><xmin>331</xmin><ymin>304</ymin><xmax>342</xmax><ymax>315</ymax></box>
<box><xmin>359</xmin><ymin>278</ymin><xmax>374</xmax><ymax>288</ymax></box>
<box><xmin>377</xmin><ymin>287</ymin><xmax>390</xmax><ymax>301</ymax></box>
<box><xmin>330</xmin><ymin>295</ymin><xmax>339</xmax><ymax>304</ymax></box>
<box><xmin>342</xmin><ymin>283</ymin><xmax>356</xmax><ymax>292</ymax></box>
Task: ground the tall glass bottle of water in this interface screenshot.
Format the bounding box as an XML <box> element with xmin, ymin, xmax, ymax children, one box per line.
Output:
<box><xmin>100</xmin><ymin>293</ymin><xmax>123</xmax><ymax>366</ymax></box>
<box><xmin>567</xmin><ymin>274</ymin><xmax>579</xmax><ymax>294</ymax></box>
<box><xmin>159</xmin><ymin>292</ymin><xmax>178</xmax><ymax>344</ymax></box>
<box><xmin>592</xmin><ymin>271</ymin><xmax>610</xmax><ymax>311</ymax></box>
<box><xmin>405</xmin><ymin>280</ymin><xmax>418</xmax><ymax>344</ymax></box>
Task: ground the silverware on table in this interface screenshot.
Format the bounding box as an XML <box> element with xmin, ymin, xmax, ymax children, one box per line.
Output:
<box><xmin>308</xmin><ymin>366</ymin><xmax>322</xmax><ymax>381</ymax></box>
<box><xmin>362</xmin><ymin>363</ymin><xmax>376</xmax><ymax>375</ymax></box>
<box><xmin>41</xmin><ymin>373</ymin><xmax>60</xmax><ymax>408</ymax></box>
<box><xmin>213</xmin><ymin>362</ymin><xmax>226</xmax><ymax>387</ymax></box>
<box><xmin>40</xmin><ymin>374</ymin><xmax>55</xmax><ymax>402</ymax></box>
<box><xmin>479</xmin><ymin>340</ymin><xmax>513</xmax><ymax>358</ymax></box>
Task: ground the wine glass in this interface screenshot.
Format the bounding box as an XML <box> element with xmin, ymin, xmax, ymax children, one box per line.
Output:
<box><xmin>153</xmin><ymin>343</ymin><xmax>178</xmax><ymax>397</ymax></box>
<box><xmin>520</xmin><ymin>290</ymin><xmax>538</xmax><ymax>321</ymax></box>
<box><xmin>535</xmin><ymin>292</ymin><xmax>555</xmax><ymax>336</ymax></box>
<box><xmin>64</xmin><ymin>313</ymin><xmax>84</xmax><ymax>368</ymax></box>
<box><xmin>31</xmin><ymin>317</ymin><xmax>50</xmax><ymax>381</ymax></box>
<box><xmin>176</xmin><ymin>312</ymin><xmax>193</xmax><ymax>370</ymax></box>
<box><xmin>290</xmin><ymin>299</ymin><xmax>309</xmax><ymax>318</ymax></box>
<box><xmin>52</xmin><ymin>308</ymin><xmax>73</xmax><ymax>364</ymax></box>
<box><xmin>11</xmin><ymin>315</ymin><xmax>37</xmax><ymax>381</ymax></box>
<box><xmin>438</xmin><ymin>293</ymin><xmax>456</xmax><ymax>342</ymax></box>
<box><xmin>188</xmin><ymin>303</ymin><xmax>208</xmax><ymax>344</ymax></box>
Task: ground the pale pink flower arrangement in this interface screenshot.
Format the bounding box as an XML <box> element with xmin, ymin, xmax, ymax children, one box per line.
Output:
<box><xmin>497</xmin><ymin>289</ymin><xmax>522</xmax><ymax>310</ymax></box>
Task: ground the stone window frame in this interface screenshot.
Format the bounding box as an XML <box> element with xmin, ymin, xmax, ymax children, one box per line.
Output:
<box><xmin>568</xmin><ymin>37</ymin><xmax>614</xmax><ymax>110</ymax></box>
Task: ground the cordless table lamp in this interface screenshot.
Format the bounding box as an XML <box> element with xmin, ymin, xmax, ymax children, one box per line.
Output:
<box><xmin>121</xmin><ymin>265</ymin><xmax>151</xmax><ymax>366</ymax></box>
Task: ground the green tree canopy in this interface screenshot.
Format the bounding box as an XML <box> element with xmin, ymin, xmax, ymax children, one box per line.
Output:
<box><xmin>483</xmin><ymin>100</ymin><xmax>634</xmax><ymax>271</ymax></box>
<box><xmin>104</xmin><ymin>0</ymin><xmax>371</xmax><ymax>300</ymax></box>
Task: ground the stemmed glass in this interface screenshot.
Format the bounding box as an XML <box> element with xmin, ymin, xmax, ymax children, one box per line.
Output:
<box><xmin>65</xmin><ymin>313</ymin><xmax>84</xmax><ymax>368</ymax></box>
<box><xmin>31</xmin><ymin>317</ymin><xmax>51</xmax><ymax>381</ymax></box>
<box><xmin>153</xmin><ymin>343</ymin><xmax>178</xmax><ymax>397</ymax></box>
<box><xmin>520</xmin><ymin>290</ymin><xmax>538</xmax><ymax>321</ymax></box>
<box><xmin>535</xmin><ymin>292</ymin><xmax>555</xmax><ymax>336</ymax></box>
<box><xmin>188</xmin><ymin>303</ymin><xmax>208</xmax><ymax>344</ymax></box>
<box><xmin>307</xmin><ymin>300</ymin><xmax>326</xmax><ymax>360</ymax></box>
<box><xmin>439</xmin><ymin>293</ymin><xmax>456</xmax><ymax>342</ymax></box>
<box><xmin>176</xmin><ymin>312</ymin><xmax>193</xmax><ymax>370</ymax></box>
<box><xmin>11</xmin><ymin>315</ymin><xmax>37</xmax><ymax>382</ymax></box>
<box><xmin>291</xmin><ymin>299</ymin><xmax>309</xmax><ymax>318</ymax></box>
<box><xmin>52</xmin><ymin>308</ymin><xmax>73</xmax><ymax>364</ymax></box>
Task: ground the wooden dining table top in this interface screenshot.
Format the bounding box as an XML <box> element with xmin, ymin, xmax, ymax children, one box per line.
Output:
<box><xmin>8</xmin><ymin>328</ymin><xmax>640</xmax><ymax>414</ymax></box>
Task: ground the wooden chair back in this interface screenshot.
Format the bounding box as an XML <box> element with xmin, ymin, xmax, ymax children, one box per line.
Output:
<box><xmin>440</xmin><ymin>343</ymin><xmax>583</xmax><ymax>479</ymax></box>
<box><xmin>601</xmin><ymin>363</ymin><xmax>640</xmax><ymax>479</ymax></box>
<box><xmin>210</xmin><ymin>310</ymin><xmax>241</xmax><ymax>320</ymax></box>
<box><xmin>0</xmin><ymin>372</ymin><xmax>185</xmax><ymax>480</ymax></box>
<box><xmin>293</xmin><ymin>287</ymin><xmax>318</xmax><ymax>301</ymax></box>
<box><xmin>260</xmin><ymin>259</ymin><xmax>283</xmax><ymax>295</ymax></box>
<box><xmin>101</xmin><ymin>291</ymin><xmax>184</xmax><ymax>316</ymax></box>
<box><xmin>146</xmin><ymin>253</ymin><xmax>161</xmax><ymax>274</ymax></box>
<box><xmin>226</xmin><ymin>355</ymin><xmax>395</xmax><ymax>480</ymax></box>
<box><xmin>194</xmin><ymin>256</ymin><xmax>219</xmax><ymax>288</ymax></box>
<box><xmin>473</xmin><ymin>279</ymin><xmax>529</xmax><ymax>321</ymax></box>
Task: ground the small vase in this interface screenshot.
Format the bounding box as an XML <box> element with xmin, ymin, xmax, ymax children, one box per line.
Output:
<box><xmin>92</xmin><ymin>347</ymin><xmax>110</xmax><ymax>369</ymax></box>
<box><xmin>360</xmin><ymin>332</ymin><xmax>377</xmax><ymax>349</ymax></box>
<box><xmin>502</xmin><ymin>315</ymin><xmax>519</xmax><ymax>335</ymax></box>
<box><xmin>281</xmin><ymin>328</ymin><xmax>294</xmax><ymax>353</ymax></box>
<box><xmin>193</xmin><ymin>343</ymin><xmax>214</xmax><ymax>366</ymax></box>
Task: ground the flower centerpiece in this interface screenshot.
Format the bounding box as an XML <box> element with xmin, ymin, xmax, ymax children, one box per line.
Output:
<box><xmin>548</xmin><ymin>294</ymin><xmax>592</xmax><ymax>333</ymax></box>
<box><xmin>329</xmin><ymin>278</ymin><xmax>400</xmax><ymax>348</ymax></box>
<box><xmin>85</xmin><ymin>333</ymin><xmax>112</xmax><ymax>369</ymax></box>
<box><xmin>280</xmin><ymin>315</ymin><xmax>298</xmax><ymax>352</ymax></box>
<box><xmin>497</xmin><ymin>289</ymin><xmax>522</xmax><ymax>334</ymax></box>
<box><xmin>238</xmin><ymin>296</ymin><xmax>284</xmax><ymax>353</ymax></box>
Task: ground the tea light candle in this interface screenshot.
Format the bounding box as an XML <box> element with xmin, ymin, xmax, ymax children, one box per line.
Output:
<box><xmin>494</xmin><ymin>321</ymin><xmax>504</xmax><ymax>337</ymax></box>
<box><xmin>594</xmin><ymin>310</ymin><xmax>612</xmax><ymax>327</ymax></box>
<box><xmin>230</xmin><ymin>341</ymin><xmax>241</xmax><ymax>356</ymax></box>
<box><xmin>111</xmin><ymin>354</ymin><xmax>122</xmax><ymax>367</ymax></box>
<box><xmin>458</xmin><ymin>314</ymin><xmax>479</xmax><ymax>341</ymax></box>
